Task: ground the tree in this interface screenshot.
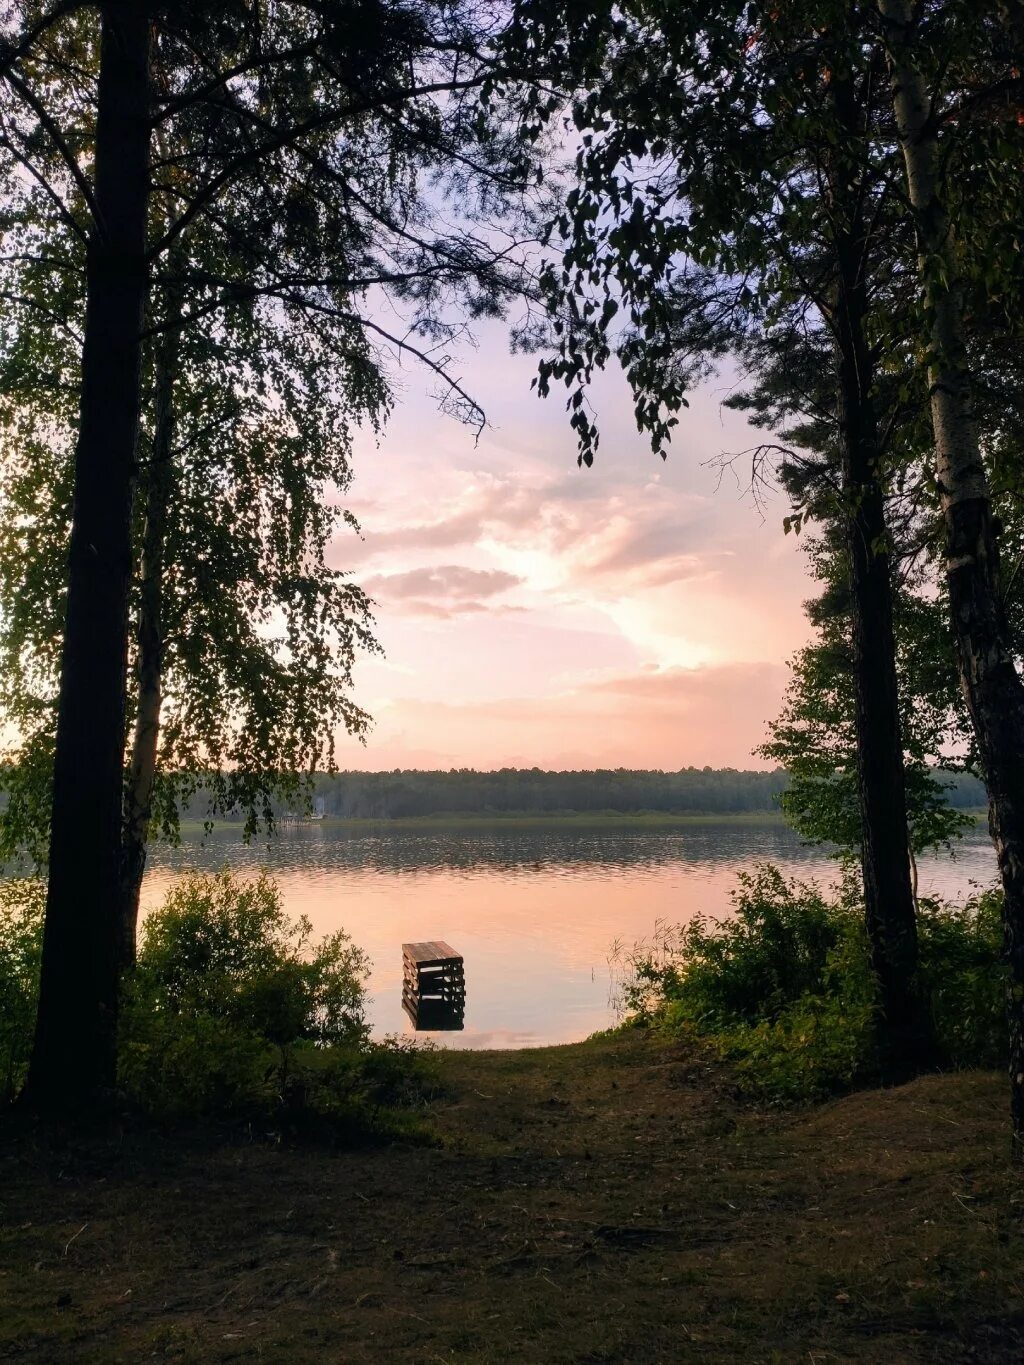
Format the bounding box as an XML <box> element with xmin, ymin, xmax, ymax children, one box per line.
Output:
<box><xmin>1</xmin><ymin>0</ymin><xmax>543</xmax><ymax>1106</ymax></box>
<box><xmin>714</xmin><ymin>255</ymin><xmax>978</xmax><ymax>871</ymax></box>
<box><xmin>761</xmin><ymin>541</ymin><xmax>975</xmax><ymax>876</ymax></box>
<box><xmin>18</xmin><ymin>2</ymin><xmax>152</xmax><ymax>1112</ymax></box>
<box><xmin>872</xmin><ymin>0</ymin><xmax>1024</xmax><ymax>1154</ymax></box>
<box><xmin>505</xmin><ymin>0</ymin><xmax>934</xmax><ymax>1066</ymax></box>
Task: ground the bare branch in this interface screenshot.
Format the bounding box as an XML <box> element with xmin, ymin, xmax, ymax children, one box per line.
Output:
<box><xmin>0</xmin><ymin>0</ymin><xmax>88</xmax><ymax>80</ymax></box>
<box><xmin>3</xmin><ymin>67</ymin><xmax>99</xmax><ymax>224</ymax></box>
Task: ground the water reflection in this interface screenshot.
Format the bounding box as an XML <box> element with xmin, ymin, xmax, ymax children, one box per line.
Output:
<box><xmin>145</xmin><ymin>820</ymin><xmax>846</xmax><ymax>876</ymax></box>
<box><xmin>141</xmin><ymin>821</ymin><xmax>999</xmax><ymax>1049</ymax></box>
<box><xmin>403</xmin><ymin>997</ymin><xmax>466</xmax><ymax>1031</ymax></box>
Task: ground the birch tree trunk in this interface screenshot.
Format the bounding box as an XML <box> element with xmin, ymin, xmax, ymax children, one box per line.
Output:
<box><xmin>878</xmin><ymin>0</ymin><xmax>1024</xmax><ymax>1158</ymax></box>
<box><xmin>23</xmin><ymin>4</ymin><xmax>152</xmax><ymax>1113</ymax></box>
<box><xmin>118</xmin><ymin>310</ymin><xmax>179</xmax><ymax>971</ymax></box>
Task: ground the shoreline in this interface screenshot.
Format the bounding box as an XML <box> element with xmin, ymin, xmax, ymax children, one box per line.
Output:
<box><xmin>173</xmin><ymin>808</ymin><xmax>798</xmax><ymax>835</ymax></box>
<box><xmin>170</xmin><ymin>806</ymin><xmax>988</xmax><ymax>837</ymax></box>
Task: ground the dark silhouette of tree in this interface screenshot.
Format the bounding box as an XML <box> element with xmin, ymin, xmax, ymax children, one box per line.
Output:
<box><xmin>1</xmin><ymin>0</ymin><xmax>543</xmax><ymax>1111</ymax></box>
<box><xmin>875</xmin><ymin>0</ymin><xmax>1024</xmax><ymax>1158</ymax></box>
<box><xmin>505</xmin><ymin>0</ymin><xmax>932</xmax><ymax>1069</ymax></box>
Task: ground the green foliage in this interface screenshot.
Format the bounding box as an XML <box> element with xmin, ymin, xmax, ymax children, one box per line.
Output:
<box><xmin>620</xmin><ymin>865</ymin><xmax>1005</xmax><ymax>1102</ymax></box>
<box><xmin>621</xmin><ymin>866</ymin><xmax>878</xmax><ymax>1101</ymax></box>
<box><xmin>0</xmin><ymin>878</ymin><xmax>44</xmax><ymax>1101</ymax></box>
<box><xmin>118</xmin><ymin>867</ymin><xmax>440</xmax><ymax>1136</ymax></box>
<box><xmin>760</xmin><ymin>538</ymin><xmax>977</xmax><ymax>859</ymax></box>
<box><xmin>46</xmin><ymin>866</ymin><xmax>439</xmax><ymax>1134</ymax></box>
<box><xmin>0</xmin><ymin>0</ymin><xmax>542</xmax><ymax>863</ymax></box>
<box><xmin>131</xmin><ymin>870</ymin><xmax>369</xmax><ymax>1046</ymax></box>
<box><xmin>917</xmin><ymin>890</ymin><xmax>1006</xmax><ymax>1072</ymax></box>
<box><xmin>121</xmin><ymin>870</ymin><xmax>380</xmax><ymax>1119</ymax></box>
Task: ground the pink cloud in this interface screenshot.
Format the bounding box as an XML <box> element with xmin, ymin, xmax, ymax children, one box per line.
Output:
<box><xmin>324</xmin><ymin>331</ymin><xmax>814</xmax><ymax>768</ymax></box>
<box><xmin>362</xmin><ymin>564</ymin><xmax>524</xmax><ymax>619</ymax></box>
<box><xmin>365</xmin><ymin>564</ymin><xmax>522</xmax><ymax>600</ymax></box>
<box><xmin>340</xmin><ymin>661</ymin><xmax>789</xmax><ymax>770</ymax></box>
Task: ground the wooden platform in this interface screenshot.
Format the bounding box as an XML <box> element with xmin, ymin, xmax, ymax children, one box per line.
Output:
<box><xmin>403</xmin><ymin>940</ymin><xmax>462</xmax><ymax>969</ymax></box>
<box><xmin>402</xmin><ymin>940</ymin><xmax>465</xmax><ymax>1029</ymax></box>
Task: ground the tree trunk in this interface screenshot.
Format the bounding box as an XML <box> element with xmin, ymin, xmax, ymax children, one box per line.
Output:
<box><xmin>830</xmin><ymin>201</ymin><xmax>925</xmax><ymax>1072</ymax></box>
<box><xmin>824</xmin><ymin>69</ymin><xmax>925</xmax><ymax>1073</ymax></box>
<box><xmin>878</xmin><ymin>0</ymin><xmax>1024</xmax><ymax>1157</ymax></box>
<box><xmin>118</xmin><ymin>311</ymin><xmax>179</xmax><ymax>971</ymax></box>
<box><xmin>22</xmin><ymin>5</ymin><xmax>152</xmax><ymax>1114</ymax></box>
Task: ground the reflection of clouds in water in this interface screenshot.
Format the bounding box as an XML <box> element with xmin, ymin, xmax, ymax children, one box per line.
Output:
<box><xmin>141</xmin><ymin>823</ymin><xmax>998</xmax><ymax>1050</ymax></box>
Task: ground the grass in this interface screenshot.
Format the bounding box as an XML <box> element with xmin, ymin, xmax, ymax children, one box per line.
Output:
<box><xmin>2</xmin><ymin>1032</ymin><xmax>1023</xmax><ymax>1362</ymax></box>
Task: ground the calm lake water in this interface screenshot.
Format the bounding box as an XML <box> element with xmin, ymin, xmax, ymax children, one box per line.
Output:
<box><xmin>140</xmin><ymin>820</ymin><xmax>1000</xmax><ymax>1049</ymax></box>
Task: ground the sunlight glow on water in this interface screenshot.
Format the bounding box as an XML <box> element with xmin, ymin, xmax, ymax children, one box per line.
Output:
<box><xmin>140</xmin><ymin>822</ymin><xmax>999</xmax><ymax>1049</ymax></box>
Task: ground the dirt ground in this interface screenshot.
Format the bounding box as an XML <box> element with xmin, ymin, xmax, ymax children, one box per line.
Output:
<box><xmin>2</xmin><ymin>1033</ymin><xmax>1023</xmax><ymax>1362</ymax></box>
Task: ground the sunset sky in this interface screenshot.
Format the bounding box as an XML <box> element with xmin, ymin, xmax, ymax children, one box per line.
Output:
<box><xmin>332</xmin><ymin>320</ymin><xmax>815</xmax><ymax>771</ymax></box>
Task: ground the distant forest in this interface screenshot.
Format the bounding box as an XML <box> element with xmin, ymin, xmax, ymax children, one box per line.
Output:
<box><xmin>264</xmin><ymin>767</ymin><xmax>991</xmax><ymax>820</ymax></box>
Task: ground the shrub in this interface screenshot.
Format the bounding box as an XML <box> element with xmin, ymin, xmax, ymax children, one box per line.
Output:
<box><xmin>619</xmin><ymin>864</ymin><xmax>1005</xmax><ymax>1102</ymax></box>
<box><xmin>0</xmin><ymin>879</ymin><xmax>44</xmax><ymax>1102</ymax></box>
<box><xmin>120</xmin><ymin>869</ymin><xmax>437</xmax><ymax>1132</ymax></box>
<box><xmin>122</xmin><ymin>870</ymin><xmax>370</xmax><ymax>1117</ymax></box>
<box><xmin>0</xmin><ymin>868</ymin><xmax>433</xmax><ymax>1133</ymax></box>
<box><xmin>917</xmin><ymin>889</ymin><xmax>1005</xmax><ymax>1070</ymax></box>
<box><xmin>132</xmin><ymin>870</ymin><xmax>369</xmax><ymax>1047</ymax></box>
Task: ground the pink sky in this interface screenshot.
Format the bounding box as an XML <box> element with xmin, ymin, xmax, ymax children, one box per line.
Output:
<box><xmin>331</xmin><ymin>321</ymin><xmax>814</xmax><ymax>770</ymax></box>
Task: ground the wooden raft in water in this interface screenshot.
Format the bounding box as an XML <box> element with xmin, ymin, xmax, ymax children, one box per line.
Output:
<box><xmin>402</xmin><ymin>940</ymin><xmax>465</xmax><ymax>1030</ymax></box>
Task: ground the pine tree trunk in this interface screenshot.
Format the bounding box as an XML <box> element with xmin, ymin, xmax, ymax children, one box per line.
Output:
<box><xmin>118</xmin><ymin>313</ymin><xmax>178</xmax><ymax>971</ymax></box>
<box><xmin>22</xmin><ymin>5</ymin><xmax>152</xmax><ymax>1114</ymax></box>
<box><xmin>829</xmin><ymin>120</ymin><xmax>925</xmax><ymax>1072</ymax></box>
<box><xmin>824</xmin><ymin>68</ymin><xmax>925</xmax><ymax>1071</ymax></box>
<box><xmin>878</xmin><ymin>0</ymin><xmax>1024</xmax><ymax>1157</ymax></box>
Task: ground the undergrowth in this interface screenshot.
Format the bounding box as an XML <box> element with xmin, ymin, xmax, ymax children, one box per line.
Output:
<box><xmin>1</xmin><ymin>870</ymin><xmax>439</xmax><ymax>1140</ymax></box>
<box><xmin>617</xmin><ymin>864</ymin><xmax>1004</xmax><ymax>1102</ymax></box>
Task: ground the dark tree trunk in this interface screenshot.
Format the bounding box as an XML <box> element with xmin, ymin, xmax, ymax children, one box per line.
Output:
<box><xmin>879</xmin><ymin>0</ymin><xmax>1024</xmax><ymax>1159</ymax></box>
<box><xmin>118</xmin><ymin>309</ymin><xmax>178</xmax><ymax>971</ymax></box>
<box><xmin>825</xmin><ymin>70</ymin><xmax>925</xmax><ymax>1074</ymax></box>
<box><xmin>118</xmin><ymin>312</ymin><xmax>177</xmax><ymax>971</ymax></box>
<box><xmin>832</xmin><ymin>224</ymin><xmax>925</xmax><ymax>1074</ymax></box>
<box><xmin>22</xmin><ymin>5</ymin><xmax>152</xmax><ymax>1114</ymax></box>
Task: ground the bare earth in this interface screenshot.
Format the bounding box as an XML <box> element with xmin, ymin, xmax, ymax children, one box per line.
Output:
<box><xmin>2</xmin><ymin>1034</ymin><xmax>1022</xmax><ymax>1362</ymax></box>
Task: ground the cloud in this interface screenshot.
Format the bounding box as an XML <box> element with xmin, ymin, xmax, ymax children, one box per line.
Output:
<box><xmin>323</xmin><ymin>355</ymin><xmax>814</xmax><ymax>767</ymax></box>
<box><xmin>333</xmin><ymin>469</ymin><xmax>720</xmax><ymax>598</ymax></box>
<box><xmin>363</xmin><ymin>564</ymin><xmax>524</xmax><ymax>618</ymax></box>
<box><xmin>339</xmin><ymin>660</ymin><xmax>790</xmax><ymax>770</ymax></box>
<box><xmin>365</xmin><ymin>565</ymin><xmax>522</xmax><ymax>600</ymax></box>
<box><xmin>582</xmin><ymin>661</ymin><xmax>785</xmax><ymax>712</ymax></box>
<box><xmin>331</xmin><ymin>477</ymin><xmax>551</xmax><ymax>570</ymax></box>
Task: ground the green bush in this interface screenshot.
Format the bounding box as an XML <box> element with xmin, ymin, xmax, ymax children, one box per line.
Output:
<box><xmin>0</xmin><ymin>868</ymin><xmax>435</xmax><ymax>1132</ymax></box>
<box><xmin>918</xmin><ymin>889</ymin><xmax>1005</xmax><ymax>1070</ymax></box>
<box><xmin>132</xmin><ymin>869</ymin><xmax>369</xmax><ymax>1044</ymax></box>
<box><xmin>0</xmin><ymin>879</ymin><xmax>44</xmax><ymax>1102</ymax></box>
<box><xmin>118</xmin><ymin>869</ymin><xmax>437</xmax><ymax>1132</ymax></box>
<box><xmin>620</xmin><ymin>864</ymin><xmax>1005</xmax><ymax>1102</ymax></box>
<box><xmin>123</xmin><ymin>870</ymin><xmax>367</xmax><ymax>1119</ymax></box>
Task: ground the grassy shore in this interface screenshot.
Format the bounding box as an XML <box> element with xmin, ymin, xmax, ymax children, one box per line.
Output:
<box><xmin>2</xmin><ymin>1033</ymin><xmax>1021</xmax><ymax>1362</ymax></box>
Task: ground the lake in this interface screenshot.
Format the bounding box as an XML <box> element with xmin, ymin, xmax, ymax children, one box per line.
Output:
<box><xmin>140</xmin><ymin>819</ymin><xmax>999</xmax><ymax>1049</ymax></box>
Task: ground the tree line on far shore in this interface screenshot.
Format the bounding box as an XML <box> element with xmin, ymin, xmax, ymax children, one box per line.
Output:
<box><xmin>209</xmin><ymin>766</ymin><xmax>984</xmax><ymax>821</ymax></box>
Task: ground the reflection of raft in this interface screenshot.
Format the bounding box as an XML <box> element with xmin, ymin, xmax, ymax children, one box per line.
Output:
<box><xmin>402</xmin><ymin>941</ymin><xmax>465</xmax><ymax>1030</ymax></box>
